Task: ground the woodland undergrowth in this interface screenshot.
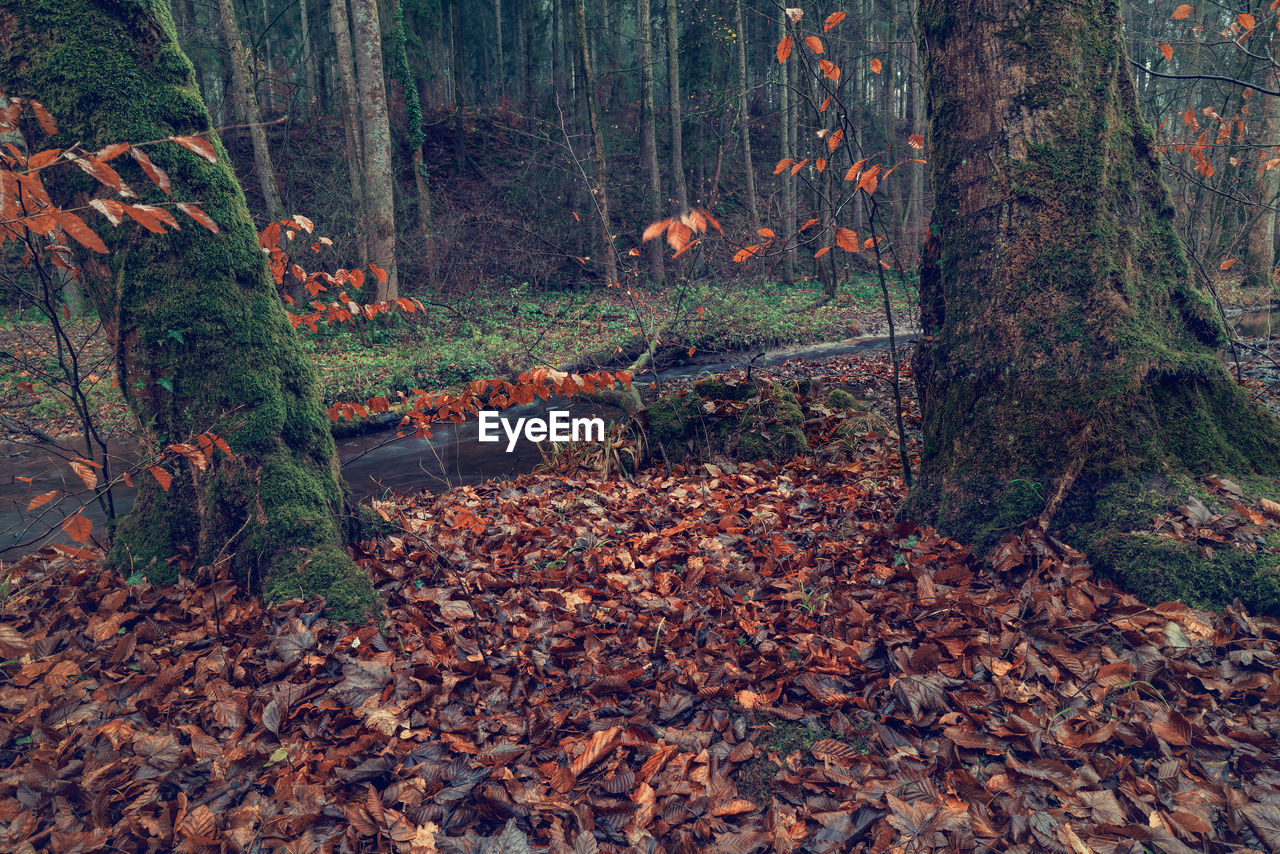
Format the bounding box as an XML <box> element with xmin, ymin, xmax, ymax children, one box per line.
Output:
<box><xmin>1</xmin><ymin>354</ymin><xmax>1280</xmax><ymax>853</ymax></box>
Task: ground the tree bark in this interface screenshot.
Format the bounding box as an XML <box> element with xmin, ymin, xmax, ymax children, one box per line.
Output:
<box><xmin>575</xmin><ymin>0</ymin><xmax>618</xmax><ymax>285</ymax></box>
<box><xmin>493</xmin><ymin>0</ymin><xmax>506</xmax><ymax>102</ymax></box>
<box><xmin>666</xmin><ymin>0</ymin><xmax>688</xmax><ymax>210</ymax></box>
<box><xmin>1</xmin><ymin>0</ymin><xmax>379</xmax><ymax>621</ymax></box>
<box><xmin>905</xmin><ymin>0</ymin><xmax>1280</xmax><ymax>616</ymax></box>
<box><xmin>778</xmin><ymin>6</ymin><xmax>794</xmax><ymax>282</ymax></box>
<box><xmin>1245</xmin><ymin>91</ymin><xmax>1280</xmax><ymax>291</ymax></box>
<box><xmin>735</xmin><ymin>0</ymin><xmax>759</xmax><ymax>234</ymax></box>
<box><xmin>330</xmin><ymin>0</ymin><xmax>368</xmax><ymax>266</ymax></box>
<box><xmin>637</xmin><ymin>0</ymin><xmax>665</xmax><ymax>282</ymax></box>
<box><xmin>215</xmin><ymin>0</ymin><xmax>283</xmax><ymax>220</ymax></box>
<box><xmin>350</xmin><ymin>0</ymin><xmax>399</xmax><ymax>300</ymax></box>
<box><xmin>300</xmin><ymin>0</ymin><xmax>319</xmax><ymax>106</ymax></box>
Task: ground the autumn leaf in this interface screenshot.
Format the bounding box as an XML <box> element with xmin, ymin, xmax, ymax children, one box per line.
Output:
<box><xmin>827</xmin><ymin>128</ymin><xmax>845</xmax><ymax>151</ymax></box>
<box><xmin>857</xmin><ymin>165</ymin><xmax>881</xmax><ymax>195</ymax></box>
<box><xmin>773</xmin><ymin>158</ymin><xmax>794</xmax><ymax>175</ymax></box>
<box><xmin>776</xmin><ymin>36</ymin><xmax>793</xmax><ymax>63</ymax></box>
<box><xmin>29</xmin><ymin>100</ymin><xmax>58</xmax><ymax>135</ymax></box>
<box><xmin>870</xmin><ymin>58</ymin><xmax>883</xmax><ymax>74</ymax></box>
<box><xmin>758</xmin><ymin>228</ymin><xmax>776</xmax><ymax>238</ymax></box>
<box><xmin>26</xmin><ymin>490</ymin><xmax>59</xmax><ymax>512</ymax></box>
<box><xmin>1172</xmin><ymin>4</ymin><xmax>1192</xmax><ymax>20</ymax></box>
<box><xmin>369</xmin><ymin>262</ymin><xmax>388</xmax><ymax>283</ymax></box>
<box><xmin>68</xmin><ymin>457</ymin><xmax>100</xmax><ymax>490</ymax></box>
<box><xmin>1237</xmin><ymin>12</ymin><xmax>1255</xmax><ymax>30</ymax></box>
<box><xmin>908</xmin><ymin>134</ymin><xmax>925</xmax><ymax>150</ymax></box>
<box><xmin>56</xmin><ymin>211</ymin><xmax>108</xmax><ymax>253</ymax></box>
<box><xmin>836</xmin><ymin>228</ymin><xmax>859</xmax><ymax>251</ymax></box>
<box><xmin>819</xmin><ymin>96</ymin><xmax>832</xmax><ymax>112</ymax></box>
<box><xmin>824</xmin><ymin>10</ymin><xmax>846</xmax><ymax>31</ymax></box>
<box><xmin>814</xmin><ymin>246</ymin><xmax>832</xmax><ymax>258</ymax></box>
<box><xmin>785</xmin><ymin>7</ymin><xmax>802</xmax><ymax>23</ymax></box>
<box><xmin>62</xmin><ymin>513</ymin><xmax>92</xmax><ymax>543</ymax></box>
<box><xmin>170</xmin><ymin>134</ymin><xmax>217</xmax><ymax>163</ymax></box>
<box><xmin>1219</xmin><ymin>258</ymin><xmax>1237</xmax><ymax>270</ymax></box>
<box><xmin>804</xmin><ymin>36</ymin><xmax>824</xmax><ymax>54</ymax></box>
<box><xmin>642</xmin><ymin>218</ymin><xmax>671</xmax><ymax>241</ymax></box>
<box><xmin>819</xmin><ymin>59</ymin><xmax>841</xmax><ymax>81</ymax></box>
<box><xmin>815</xmin><ymin>158</ymin><xmax>826</xmax><ymax>173</ymax></box>
<box><xmin>149</xmin><ymin>465</ymin><xmax>173</xmax><ymax>492</ymax></box>
<box><xmin>1159</xmin><ymin>43</ymin><xmax>1173</xmax><ymax>61</ymax></box>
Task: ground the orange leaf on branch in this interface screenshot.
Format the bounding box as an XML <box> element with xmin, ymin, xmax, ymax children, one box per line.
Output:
<box><xmin>62</xmin><ymin>514</ymin><xmax>92</xmax><ymax>543</ymax></box>
<box><xmin>776</xmin><ymin>36</ymin><xmax>793</xmax><ymax>63</ymax></box>
<box><xmin>804</xmin><ymin>36</ymin><xmax>824</xmax><ymax>54</ymax></box>
<box><xmin>824</xmin><ymin>10</ymin><xmax>846</xmax><ymax>31</ymax></box>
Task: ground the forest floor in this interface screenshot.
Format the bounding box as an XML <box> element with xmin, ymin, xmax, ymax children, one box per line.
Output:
<box><xmin>2</xmin><ymin>352</ymin><xmax>1280</xmax><ymax>853</ymax></box>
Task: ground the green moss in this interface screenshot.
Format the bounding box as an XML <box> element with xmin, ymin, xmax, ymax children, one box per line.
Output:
<box><xmin>644</xmin><ymin>380</ymin><xmax>809</xmax><ymax>464</ymax></box>
<box><xmin>2</xmin><ymin>0</ymin><xmax>379</xmax><ymax>622</ymax></box>
<box><xmin>826</xmin><ymin>388</ymin><xmax>864</xmax><ymax>411</ymax></box>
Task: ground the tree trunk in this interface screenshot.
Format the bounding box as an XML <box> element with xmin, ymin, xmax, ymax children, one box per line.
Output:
<box><xmin>666</xmin><ymin>0</ymin><xmax>688</xmax><ymax>209</ymax></box>
<box><xmin>778</xmin><ymin>6</ymin><xmax>794</xmax><ymax>282</ymax></box>
<box><xmin>1</xmin><ymin>0</ymin><xmax>379</xmax><ymax>621</ymax></box>
<box><xmin>330</xmin><ymin>0</ymin><xmax>368</xmax><ymax>266</ymax></box>
<box><xmin>906</xmin><ymin>0</ymin><xmax>1280</xmax><ymax>617</ymax></box>
<box><xmin>1245</xmin><ymin>91</ymin><xmax>1280</xmax><ymax>291</ymax></box>
<box><xmin>390</xmin><ymin>0</ymin><xmax>436</xmax><ymax>287</ymax></box>
<box><xmin>350</xmin><ymin>0</ymin><xmax>399</xmax><ymax>300</ymax></box>
<box><xmin>575</xmin><ymin>0</ymin><xmax>618</xmax><ymax>285</ymax></box>
<box><xmin>735</xmin><ymin>0</ymin><xmax>759</xmax><ymax>234</ymax></box>
<box><xmin>638</xmin><ymin>0</ymin><xmax>665</xmax><ymax>282</ymax></box>
<box><xmin>493</xmin><ymin>0</ymin><xmax>506</xmax><ymax>102</ymax></box>
<box><xmin>300</xmin><ymin>0</ymin><xmax>319</xmax><ymax>106</ymax></box>
<box><xmin>216</xmin><ymin>0</ymin><xmax>283</xmax><ymax>220</ymax></box>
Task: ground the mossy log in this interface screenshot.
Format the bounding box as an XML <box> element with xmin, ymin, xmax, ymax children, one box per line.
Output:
<box><xmin>905</xmin><ymin>0</ymin><xmax>1280</xmax><ymax>615</ymax></box>
<box><xmin>1</xmin><ymin>0</ymin><xmax>378</xmax><ymax>621</ymax></box>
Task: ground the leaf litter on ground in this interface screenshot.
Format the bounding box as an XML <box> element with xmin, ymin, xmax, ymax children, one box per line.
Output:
<box><xmin>1</xmin><ymin>353</ymin><xmax>1279</xmax><ymax>853</ymax></box>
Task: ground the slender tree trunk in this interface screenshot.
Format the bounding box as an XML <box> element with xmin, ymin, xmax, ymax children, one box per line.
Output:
<box><xmin>2</xmin><ymin>0</ymin><xmax>378</xmax><ymax>620</ymax></box>
<box><xmin>300</xmin><ymin>0</ymin><xmax>319</xmax><ymax>106</ymax></box>
<box><xmin>552</xmin><ymin>0</ymin><xmax>567</xmax><ymax>104</ymax></box>
<box><xmin>735</xmin><ymin>0</ymin><xmax>759</xmax><ymax>233</ymax></box>
<box><xmin>575</xmin><ymin>0</ymin><xmax>618</xmax><ymax>284</ymax></box>
<box><xmin>391</xmin><ymin>0</ymin><xmax>436</xmax><ymax>287</ymax></box>
<box><xmin>1246</xmin><ymin>91</ymin><xmax>1280</xmax><ymax>291</ymax></box>
<box><xmin>330</xmin><ymin>0</ymin><xmax>368</xmax><ymax>265</ymax></box>
<box><xmin>667</xmin><ymin>0</ymin><xmax>688</xmax><ymax>209</ymax></box>
<box><xmin>907</xmin><ymin>0</ymin><xmax>925</xmax><ymax>253</ymax></box>
<box><xmin>216</xmin><ymin>0</ymin><xmax>283</xmax><ymax>220</ymax></box>
<box><xmin>350</xmin><ymin>0</ymin><xmax>399</xmax><ymax>300</ymax></box>
<box><xmin>494</xmin><ymin>0</ymin><xmax>506</xmax><ymax>102</ymax></box>
<box><xmin>778</xmin><ymin>6</ymin><xmax>794</xmax><ymax>282</ymax></box>
<box><xmin>638</xmin><ymin>0</ymin><xmax>665</xmax><ymax>282</ymax></box>
<box><xmin>906</xmin><ymin>0</ymin><xmax>1280</xmax><ymax>617</ymax></box>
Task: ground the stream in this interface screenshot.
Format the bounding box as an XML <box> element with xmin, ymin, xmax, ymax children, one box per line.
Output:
<box><xmin>0</xmin><ymin>333</ymin><xmax>917</xmax><ymax>558</ymax></box>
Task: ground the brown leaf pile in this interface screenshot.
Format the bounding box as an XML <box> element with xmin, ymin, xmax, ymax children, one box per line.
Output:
<box><xmin>2</xmin><ymin>356</ymin><xmax>1280</xmax><ymax>853</ymax></box>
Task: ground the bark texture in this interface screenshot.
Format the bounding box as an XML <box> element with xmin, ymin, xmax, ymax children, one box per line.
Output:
<box><xmin>350</xmin><ymin>0</ymin><xmax>398</xmax><ymax>300</ymax></box>
<box><xmin>329</xmin><ymin>0</ymin><xmax>368</xmax><ymax>265</ymax></box>
<box><xmin>1245</xmin><ymin>92</ymin><xmax>1279</xmax><ymax>291</ymax></box>
<box><xmin>575</xmin><ymin>0</ymin><xmax>618</xmax><ymax>285</ymax></box>
<box><xmin>638</xmin><ymin>0</ymin><xmax>665</xmax><ymax>282</ymax></box>
<box><xmin>1</xmin><ymin>0</ymin><xmax>378</xmax><ymax>621</ymax></box>
<box><xmin>904</xmin><ymin>0</ymin><xmax>1280</xmax><ymax>616</ymax></box>
<box><xmin>215</xmin><ymin>0</ymin><xmax>283</xmax><ymax>220</ymax></box>
<box><xmin>666</xmin><ymin>0</ymin><xmax>688</xmax><ymax>210</ymax></box>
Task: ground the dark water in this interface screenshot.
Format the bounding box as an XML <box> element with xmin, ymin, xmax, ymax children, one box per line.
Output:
<box><xmin>0</xmin><ymin>333</ymin><xmax>914</xmax><ymax>558</ymax></box>
<box><xmin>1231</xmin><ymin>306</ymin><xmax>1280</xmax><ymax>339</ymax></box>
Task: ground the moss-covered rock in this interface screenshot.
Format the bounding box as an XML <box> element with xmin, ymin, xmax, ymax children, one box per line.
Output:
<box><xmin>644</xmin><ymin>377</ymin><xmax>810</xmax><ymax>463</ymax></box>
<box><xmin>826</xmin><ymin>388</ymin><xmax>865</xmax><ymax>412</ymax></box>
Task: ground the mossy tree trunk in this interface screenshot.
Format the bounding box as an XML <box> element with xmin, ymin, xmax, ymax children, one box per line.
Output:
<box><xmin>904</xmin><ymin>0</ymin><xmax>1280</xmax><ymax>616</ymax></box>
<box><xmin>1</xmin><ymin>0</ymin><xmax>379</xmax><ymax>622</ymax></box>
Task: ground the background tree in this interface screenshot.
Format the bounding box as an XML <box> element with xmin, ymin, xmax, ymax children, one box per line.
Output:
<box><xmin>350</xmin><ymin>0</ymin><xmax>399</xmax><ymax>299</ymax></box>
<box><xmin>903</xmin><ymin>0</ymin><xmax>1280</xmax><ymax>616</ymax></box>
<box><xmin>216</xmin><ymin>0</ymin><xmax>284</xmax><ymax>221</ymax></box>
<box><xmin>0</xmin><ymin>0</ymin><xmax>379</xmax><ymax>621</ymax></box>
